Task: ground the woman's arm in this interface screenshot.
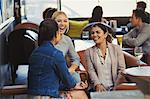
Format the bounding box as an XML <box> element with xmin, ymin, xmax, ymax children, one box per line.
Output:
<box><xmin>54</xmin><ymin>51</ymin><xmax>76</xmax><ymax>88</ymax></box>
<box><xmin>54</xmin><ymin>51</ymin><xmax>88</xmax><ymax>89</ymax></box>
<box><xmin>67</xmin><ymin>37</ymin><xmax>80</xmax><ymax>73</ymax></box>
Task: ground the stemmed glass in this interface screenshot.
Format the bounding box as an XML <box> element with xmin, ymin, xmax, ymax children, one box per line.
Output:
<box><xmin>134</xmin><ymin>47</ymin><xmax>143</xmax><ymax>68</ymax></box>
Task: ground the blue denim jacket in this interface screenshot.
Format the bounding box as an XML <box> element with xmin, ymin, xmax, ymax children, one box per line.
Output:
<box><xmin>28</xmin><ymin>42</ymin><xmax>76</xmax><ymax>97</ymax></box>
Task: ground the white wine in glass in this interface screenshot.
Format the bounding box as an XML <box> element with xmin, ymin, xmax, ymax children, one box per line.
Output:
<box><xmin>134</xmin><ymin>47</ymin><xmax>143</xmax><ymax>68</ymax></box>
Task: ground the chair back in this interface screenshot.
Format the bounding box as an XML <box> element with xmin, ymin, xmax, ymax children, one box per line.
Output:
<box><xmin>123</xmin><ymin>51</ymin><xmax>147</xmax><ymax>67</ymax></box>
<box><xmin>14</xmin><ymin>22</ymin><xmax>39</xmax><ymax>32</ymax></box>
<box><xmin>7</xmin><ymin>22</ymin><xmax>39</xmax><ymax>83</ymax></box>
<box><xmin>77</xmin><ymin>50</ymin><xmax>88</xmax><ymax>71</ymax></box>
<box><xmin>143</xmin><ymin>53</ymin><xmax>150</xmax><ymax>65</ymax></box>
<box><xmin>8</xmin><ymin>22</ymin><xmax>39</xmax><ymax>65</ymax></box>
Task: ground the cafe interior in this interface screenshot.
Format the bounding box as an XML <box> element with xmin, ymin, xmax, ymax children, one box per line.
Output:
<box><xmin>0</xmin><ymin>0</ymin><xmax>150</xmax><ymax>99</ymax></box>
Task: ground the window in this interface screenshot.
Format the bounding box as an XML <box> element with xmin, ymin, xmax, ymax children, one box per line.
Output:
<box><xmin>21</xmin><ymin>0</ymin><xmax>150</xmax><ymax>24</ymax></box>
<box><xmin>61</xmin><ymin>0</ymin><xmax>150</xmax><ymax>18</ymax></box>
<box><xmin>21</xmin><ymin>0</ymin><xmax>58</xmax><ymax>24</ymax></box>
<box><xmin>61</xmin><ymin>0</ymin><xmax>136</xmax><ymax>18</ymax></box>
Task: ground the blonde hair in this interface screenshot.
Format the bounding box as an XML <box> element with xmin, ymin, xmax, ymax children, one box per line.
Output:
<box><xmin>51</xmin><ymin>11</ymin><xmax>68</xmax><ymax>20</ymax></box>
<box><xmin>51</xmin><ymin>11</ymin><xmax>69</xmax><ymax>33</ymax></box>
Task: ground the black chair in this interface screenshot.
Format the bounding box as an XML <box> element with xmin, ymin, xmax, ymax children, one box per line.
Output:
<box><xmin>0</xmin><ymin>22</ymin><xmax>39</xmax><ymax>98</ymax></box>
<box><xmin>7</xmin><ymin>22</ymin><xmax>39</xmax><ymax>84</ymax></box>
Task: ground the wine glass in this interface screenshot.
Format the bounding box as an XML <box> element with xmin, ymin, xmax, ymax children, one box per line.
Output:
<box><xmin>134</xmin><ymin>47</ymin><xmax>143</xmax><ymax>68</ymax></box>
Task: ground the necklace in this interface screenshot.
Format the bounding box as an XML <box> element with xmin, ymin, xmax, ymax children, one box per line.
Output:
<box><xmin>97</xmin><ymin>48</ymin><xmax>108</xmax><ymax>65</ymax></box>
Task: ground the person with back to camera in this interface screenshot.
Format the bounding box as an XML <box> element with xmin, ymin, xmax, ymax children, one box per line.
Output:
<box><xmin>89</xmin><ymin>6</ymin><xmax>108</xmax><ymax>24</ymax></box>
<box><xmin>27</xmin><ymin>19</ymin><xmax>88</xmax><ymax>99</ymax></box>
<box><xmin>123</xmin><ymin>9</ymin><xmax>150</xmax><ymax>65</ymax></box>
<box><xmin>51</xmin><ymin>11</ymin><xmax>81</xmax><ymax>83</ymax></box>
<box><xmin>85</xmin><ymin>22</ymin><xmax>126</xmax><ymax>92</ymax></box>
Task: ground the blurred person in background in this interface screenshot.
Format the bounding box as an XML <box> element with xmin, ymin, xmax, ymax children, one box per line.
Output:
<box><xmin>89</xmin><ymin>6</ymin><xmax>108</xmax><ymax>24</ymax></box>
<box><xmin>127</xmin><ymin>1</ymin><xmax>150</xmax><ymax>31</ymax></box>
<box><xmin>136</xmin><ymin>1</ymin><xmax>150</xmax><ymax>24</ymax></box>
<box><xmin>42</xmin><ymin>7</ymin><xmax>57</xmax><ymax>19</ymax></box>
<box><xmin>123</xmin><ymin>9</ymin><xmax>150</xmax><ymax>65</ymax></box>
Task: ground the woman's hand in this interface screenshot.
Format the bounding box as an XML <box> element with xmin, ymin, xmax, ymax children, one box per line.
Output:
<box><xmin>74</xmin><ymin>81</ymin><xmax>88</xmax><ymax>90</ymax></box>
<box><xmin>95</xmin><ymin>84</ymin><xmax>106</xmax><ymax>92</ymax></box>
<box><xmin>69</xmin><ymin>64</ymin><xmax>78</xmax><ymax>74</ymax></box>
<box><xmin>69</xmin><ymin>67</ymin><xmax>75</xmax><ymax>74</ymax></box>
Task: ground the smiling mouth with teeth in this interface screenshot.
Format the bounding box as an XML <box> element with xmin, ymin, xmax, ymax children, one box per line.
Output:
<box><xmin>93</xmin><ymin>37</ymin><xmax>100</xmax><ymax>41</ymax></box>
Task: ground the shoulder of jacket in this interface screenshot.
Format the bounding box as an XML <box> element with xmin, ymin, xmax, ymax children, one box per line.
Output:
<box><xmin>85</xmin><ymin>46</ymin><xmax>96</xmax><ymax>53</ymax></box>
<box><xmin>108</xmin><ymin>42</ymin><xmax>120</xmax><ymax>50</ymax></box>
<box><xmin>53</xmin><ymin>48</ymin><xmax>63</xmax><ymax>56</ymax></box>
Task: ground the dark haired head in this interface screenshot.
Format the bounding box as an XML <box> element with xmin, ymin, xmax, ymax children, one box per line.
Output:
<box><xmin>89</xmin><ymin>6</ymin><xmax>103</xmax><ymax>23</ymax></box>
<box><xmin>43</xmin><ymin>7</ymin><xmax>57</xmax><ymax>19</ymax></box>
<box><xmin>137</xmin><ymin>1</ymin><xmax>146</xmax><ymax>10</ymax></box>
<box><xmin>90</xmin><ymin>22</ymin><xmax>114</xmax><ymax>43</ymax></box>
<box><xmin>133</xmin><ymin>9</ymin><xmax>147</xmax><ymax>22</ymax></box>
<box><xmin>38</xmin><ymin>18</ymin><xmax>58</xmax><ymax>45</ymax></box>
<box><xmin>91</xmin><ymin>23</ymin><xmax>107</xmax><ymax>33</ymax></box>
<box><xmin>43</xmin><ymin>8</ymin><xmax>52</xmax><ymax>19</ymax></box>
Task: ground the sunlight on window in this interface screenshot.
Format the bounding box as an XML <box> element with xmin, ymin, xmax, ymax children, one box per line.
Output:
<box><xmin>21</xmin><ymin>0</ymin><xmax>57</xmax><ymax>24</ymax></box>
<box><xmin>21</xmin><ymin>0</ymin><xmax>150</xmax><ymax>24</ymax></box>
<box><xmin>61</xmin><ymin>0</ymin><xmax>137</xmax><ymax>18</ymax></box>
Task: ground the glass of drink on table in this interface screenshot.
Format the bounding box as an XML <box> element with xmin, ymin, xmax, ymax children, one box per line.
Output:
<box><xmin>134</xmin><ymin>47</ymin><xmax>143</xmax><ymax>68</ymax></box>
<box><xmin>116</xmin><ymin>35</ymin><xmax>123</xmax><ymax>48</ymax></box>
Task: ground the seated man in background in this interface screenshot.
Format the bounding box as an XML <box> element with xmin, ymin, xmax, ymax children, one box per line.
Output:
<box><xmin>127</xmin><ymin>1</ymin><xmax>150</xmax><ymax>31</ymax></box>
<box><xmin>123</xmin><ymin>9</ymin><xmax>150</xmax><ymax>65</ymax></box>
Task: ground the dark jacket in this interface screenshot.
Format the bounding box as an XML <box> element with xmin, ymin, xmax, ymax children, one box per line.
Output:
<box><xmin>28</xmin><ymin>42</ymin><xmax>76</xmax><ymax>97</ymax></box>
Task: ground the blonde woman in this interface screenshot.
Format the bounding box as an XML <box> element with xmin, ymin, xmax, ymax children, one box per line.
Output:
<box><xmin>51</xmin><ymin>11</ymin><xmax>81</xmax><ymax>83</ymax></box>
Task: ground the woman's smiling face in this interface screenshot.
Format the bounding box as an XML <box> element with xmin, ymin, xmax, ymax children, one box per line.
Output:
<box><xmin>90</xmin><ymin>26</ymin><xmax>107</xmax><ymax>44</ymax></box>
<box><xmin>55</xmin><ymin>14</ymin><xmax>69</xmax><ymax>35</ymax></box>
